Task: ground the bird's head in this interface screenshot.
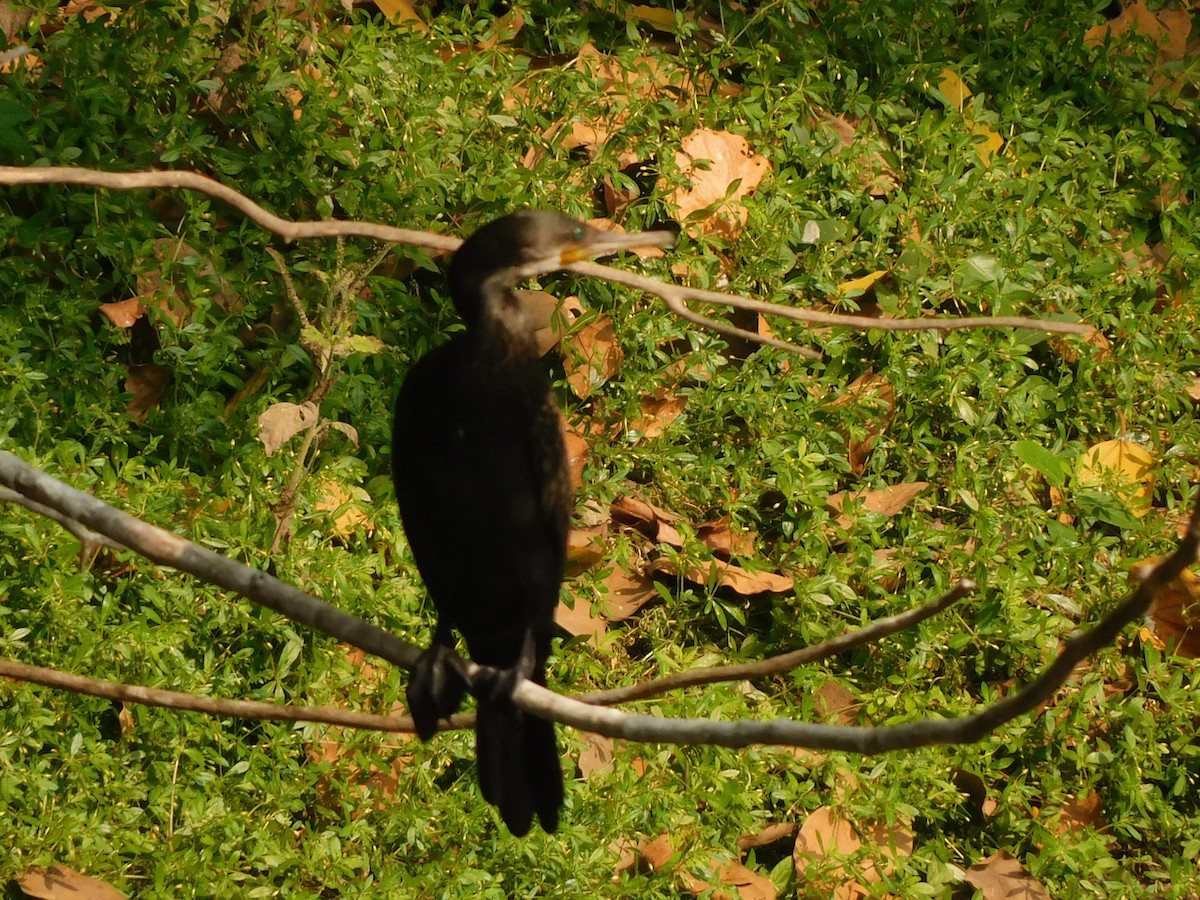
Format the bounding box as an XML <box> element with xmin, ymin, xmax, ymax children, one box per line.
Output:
<box><xmin>448</xmin><ymin>210</ymin><xmax>675</xmax><ymax>329</ymax></box>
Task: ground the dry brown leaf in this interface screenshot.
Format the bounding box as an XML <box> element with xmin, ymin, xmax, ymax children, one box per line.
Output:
<box><xmin>666</xmin><ymin>128</ymin><xmax>771</xmax><ymax>240</ymax></box>
<box><xmin>1051</xmin><ymin>792</ymin><xmax>1104</xmax><ymax>836</ymax></box>
<box><xmin>98</xmin><ymin>297</ymin><xmax>146</xmax><ymax>328</ymax></box>
<box><xmin>18</xmin><ymin>865</ymin><xmax>126</xmax><ymax>900</ymax></box>
<box><xmin>963</xmin><ymin>851</ymin><xmax>1050</xmax><ymax>899</ymax></box>
<box><xmin>314</xmin><ymin>480</ymin><xmax>371</xmax><ymax>537</ymax></box>
<box><xmin>0</xmin><ymin>5</ymin><xmax>34</xmax><ymax>42</ymax></box>
<box><xmin>737</xmin><ymin>822</ymin><xmax>798</xmax><ymax>853</ymax></box>
<box><xmin>577</xmin><ymin>731</ymin><xmax>616</xmax><ymax>779</ymax></box>
<box><xmin>826</xmin><ymin>482</ymin><xmax>929</xmax><ymax>529</ymax></box>
<box><xmin>831</xmin><ymin>372</ymin><xmax>895</xmax><ymax>475</ymax></box>
<box><xmin>308</xmin><ymin>728</ymin><xmax>413</xmax><ymax>814</ymax></box>
<box><xmin>682</xmin><ymin>858</ymin><xmax>777</xmax><ymax>900</ymax></box>
<box><xmin>564</xmin><ymin>315</ymin><xmax>623</xmax><ymax>399</ymax></box>
<box><xmin>1076</xmin><ymin>439</ymin><xmax>1155</xmax><ymax>517</ymax></box>
<box><xmin>641</xmin><ymin>833</ymin><xmax>678</xmax><ymax>870</ymax></box>
<box><xmin>1132</xmin><ymin>556</ymin><xmax>1200</xmax><ymax>657</ymax></box>
<box><xmin>1085</xmin><ymin>1</ymin><xmax>1190</xmax><ymax>61</ymax></box>
<box><xmin>1185</xmin><ymin>375</ymin><xmax>1200</xmax><ymax>405</ymax></box>
<box><xmin>652</xmin><ymin>556</ymin><xmax>793</xmax><ymax>596</ymax></box>
<box><xmin>566</xmin><ymin>522</ymin><xmax>608</xmax><ymax>575</ymax></box>
<box><xmin>814</xmin><ymin>678</ymin><xmax>859</xmax><ymax>725</ymax></box>
<box><xmin>117</xmin><ymin>702</ymin><xmax>136</xmax><ymax>739</ymax></box>
<box><xmin>563</xmin><ymin>423</ymin><xmax>590</xmax><ymax>491</ymax></box>
<box><xmin>1085</xmin><ymin>2</ymin><xmax>1193</xmax><ymax>100</ymax></box>
<box><xmin>124</xmin><ymin>363</ymin><xmax>172</xmax><ymax>422</ymax></box>
<box><xmin>555</xmin><ymin>593</ymin><xmax>607</xmax><ymax>641</ymax></box>
<box><xmin>611</xmin><ymin>495</ymin><xmax>684</xmax><ymax>546</ymax></box>
<box><xmin>257</xmin><ymin>400</ymin><xmax>319</xmax><ymax>456</ymax></box>
<box><xmin>793</xmin><ymin>807</ymin><xmax>913</xmax><ymax>894</ymax></box>
<box><xmin>520</xmin><ymin>289</ymin><xmax>580</xmax><ymax>356</ymax></box>
<box><xmin>135</xmin><ymin>237</ymin><xmax>238</xmax><ymax>324</ymax></box>
<box><xmin>629</xmin><ymin>388</ymin><xmax>687</xmax><ymax>440</ymax></box>
<box><xmin>612</xmin><ymin>831</ymin><xmax>682</xmax><ymax>878</ymax></box>
<box><xmin>597</xmin><ymin>564</ymin><xmax>660</xmax><ymax>621</ymax></box>
<box><xmin>697</xmin><ymin>518</ymin><xmax>756</xmax><ymax>560</ymax></box>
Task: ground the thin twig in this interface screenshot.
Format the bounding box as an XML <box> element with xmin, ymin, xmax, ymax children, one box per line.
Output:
<box><xmin>0</xmin><ymin>659</ymin><xmax>419</xmax><ymax>733</ymax></box>
<box><xmin>575</xmin><ymin>579</ymin><xmax>975</xmax><ymax>706</ymax></box>
<box><xmin>0</xmin><ymin>485</ymin><xmax>126</xmax><ymax>552</ymax></box>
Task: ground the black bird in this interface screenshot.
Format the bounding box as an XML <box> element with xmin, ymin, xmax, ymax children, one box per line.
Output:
<box><xmin>393</xmin><ymin>210</ymin><xmax>673</xmax><ymax>835</ymax></box>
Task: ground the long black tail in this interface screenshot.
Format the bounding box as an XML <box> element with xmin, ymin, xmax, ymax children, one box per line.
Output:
<box><xmin>475</xmin><ymin>689</ymin><xmax>562</xmax><ymax>836</ymax></box>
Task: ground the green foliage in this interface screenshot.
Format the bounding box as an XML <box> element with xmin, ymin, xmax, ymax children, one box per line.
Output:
<box><xmin>1</xmin><ymin>0</ymin><xmax>1199</xmax><ymax>896</ymax></box>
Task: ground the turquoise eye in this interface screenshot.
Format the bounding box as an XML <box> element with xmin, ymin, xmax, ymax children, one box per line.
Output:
<box><xmin>572</xmin><ymin>226</ymin><xmax>585</xmax><ymax>241</ymax></box>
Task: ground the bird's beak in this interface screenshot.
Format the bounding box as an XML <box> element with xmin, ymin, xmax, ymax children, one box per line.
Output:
<box><xmin>560</xmin><ymin>227</ymin><xmax>676</xmax><ymax>265</ymax></box>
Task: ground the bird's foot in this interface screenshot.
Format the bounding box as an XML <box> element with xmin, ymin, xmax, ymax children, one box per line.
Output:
<box><xmin>475</xmin><ymin>629</ymin><xmax>538</xmax><ymax>703</ymax></box>
<box><xmin>407</xmin><ymin>643</ymin><xmax>470</xmax><ymax>741</ymax></box>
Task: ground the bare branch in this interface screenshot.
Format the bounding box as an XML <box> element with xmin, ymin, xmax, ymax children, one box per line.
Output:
<box><xmin>0</xmin><ymin>166</ymin><xmax>456</xmax><ymax>250</ymax></box>
<box><xmin>0</xmin><ymin>658</ymin><xmax>419</xmax><ymax>733</ymax></box>
<box><xmin>576</xmin><ymin>579</ymin><xmax>975</xmax><ymax>706</ymax></box>
<box><xmin>510</xmin><ymin>496</ymin><xmax>1200</xmax><ymax>749</ymax></box>
<box><xmin>0</xmin><ymin>485</ymin><xmax>126</xmax><ymax>552</ymax></box>
<box><xmin>0</xmin><ymin>451</ymin><xmax>421</xmax><ymax>672</ymax></box>
<box><xmin>3</xmin><ymin>451</ymin><xmax>1189</xmax><ymax>752</ymax></box>
<box><xmin>0</xmin><ymin>165</ymin><xmax>1094</xmax><ymax>355</ymax></box>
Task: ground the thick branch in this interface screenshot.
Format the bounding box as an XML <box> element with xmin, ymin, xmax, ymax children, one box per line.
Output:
<box><xmin>0</xmin><ymin>451</ymin><xmax>421</xmax><ymax>671</ymax></box>
<box><xmin>3</xmin><ymin>451</ymin><xmax>1190</xmax><ymax>752</ymax></box>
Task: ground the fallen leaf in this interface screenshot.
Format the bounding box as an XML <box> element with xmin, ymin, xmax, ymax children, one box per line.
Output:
<box><xmin>837</xmin><ymin>270</ymin><xmax>889</xmax><ymax>297</ymax></box>
<box><xmin>937</xmin><ymin>68</ymin><xmax>971</xmax><ymax>112</ymax></box>
<box><xmin>962</xmin><ymin>851</ymin><xmax>1050</xmax><ymax>899</ymax></box>
<box><xmin>652</xmin><ymin>556</ymin><xmax>793</xmax><ymax>596</ymax></box>
<box><xmin>1052</xmin><ymin>792</ymin><xmax>1104</xmax><ymax>836</ymax></box>
<box><xmin>577</xmin><ymin>731</ymin><xmax>615</xmax><ymax>779</ymax></box>
<box><xmin>98</xmin><ymin>297</ymin><xmax>146</xmax><ymax>328</ymax></box>
<box><xmin>826</xmin><ymin>482</ymin><xmax>929</xmax><ymax>529</ymax></box>
<box><xmin>831</xmin><ymin>372</ymin><xmax>895</xmax><ymax>474</ymax></box>
<box><xmin>1076</xmin><ymin>439</ymin><xmax>1155</xmax><ymax>517</ymax></box>
<box><xmin>565</xmin><ymin>525</ymin><xmax>607</xmax><ymax>576</ymax></box>
<box><xmin>697</xmin><ymin>518</ymin><xmax>756</xmax><ymax>560</ymax></box>
<box><xmin>314</xmin><ymin>480</ymin><xmax>372</xmax><ymax>537</ymax></box>
<box><xmin>555</xmin><ymin>593</ymin><xmax>607</xmax><ymax>641</ymax></box>
<box><xmin>597</xmin><ymin>564</ymin><xmax>660</xmax><ymax>620</ymax></box>
<box><xmin>124</xmin><ymin>363</ymin><xmax>172</xmax><ymax>422</ymax></box>
<box><xmin>564</xmin><ymin>315</ymin><xmax>624</xmax><ymax>399</ymax></box>
<box><xmin>682</xmin><ymin>858</ymin><xmax>777</xmax><ymax>900</ymax></box>
<box><xmin>641</xmin><ymin>833</ymin><xmax>678</xmax><ymax>870</ymax></box>
<box><xmin>521</xmin><ymin>290</ymin><xmax>584</xmax><ymax>355</ymax></box>
<box><xmin>18</xmin><ymin>865</ymin><xmax>126</xmax><ymax>899</ymax></box>
<box><xmin>563</xmin><ymin>424</ymin><xmax>590</xmax><ymax>491</ymax></box>
<box><xmin>666</xmin><ymin>128</ymin><xmax>771</xmax><ymax>240</ymax></box>
<box><xmin>611</xmin><ymin>495</ymin><xmax>684</xmax><ymax>547</ymax></box>
<box><xmin>737</xmin><ymin>821</ymin><xmax>798</xmax><ymax>853</ymax></box>
<box><xmin>629</xmin><ymin>388</ymin><xmax>687</xmax><ymax>440</ymax></box>
<box><xmin>814</xmin><ymin>678</ymin><xmax>858</xmax><ymax>725</ymax></box>
<box><xmin>793</xmin><ymin>807</ymin><xmax>913</xmax><ymax>893</ymax></box>
<box><xmin>1131</xmin><ymin>556</ymin><xmax>1200</xmax><ymax>657</ymax></box>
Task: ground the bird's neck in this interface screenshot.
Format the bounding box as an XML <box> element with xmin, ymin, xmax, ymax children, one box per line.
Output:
<box><xmin>466</xmin><ymin>282</ymin><xmax>539</xmax><ymax>362</ymax></box>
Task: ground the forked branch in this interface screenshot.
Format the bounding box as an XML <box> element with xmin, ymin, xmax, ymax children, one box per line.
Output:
<box><xmin>1</xmin><ymin>451</ymin><xmax>1189</xmax><ymax>752</ymax></box>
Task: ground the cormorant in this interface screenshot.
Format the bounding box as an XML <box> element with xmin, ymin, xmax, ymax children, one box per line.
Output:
<box><xmin>393</xmin><ymin>210</ymin><xmax>673</xmax><ymax>835</ymax></box>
